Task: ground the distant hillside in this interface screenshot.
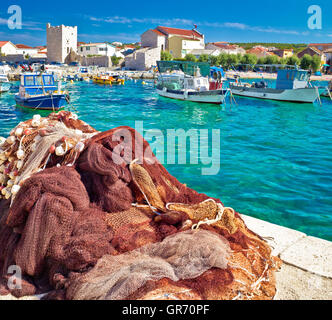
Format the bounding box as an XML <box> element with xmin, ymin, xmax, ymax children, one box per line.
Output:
<box><xmin>231</xmin><ymin>43</ymin><xmax>307</xmax><ymax>54</ymax></box>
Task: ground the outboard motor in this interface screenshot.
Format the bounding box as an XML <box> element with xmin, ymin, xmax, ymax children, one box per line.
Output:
<box><xmin>254</xmin><ymin>81</ymin><xmax>268</xmax><ymax>89</ymax></box>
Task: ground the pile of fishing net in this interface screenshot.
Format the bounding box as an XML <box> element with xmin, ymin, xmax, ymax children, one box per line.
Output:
<box><xmin>0</xmin><ymin>111</ymin><xmax>280</xmax><ymax>300</ymax></box>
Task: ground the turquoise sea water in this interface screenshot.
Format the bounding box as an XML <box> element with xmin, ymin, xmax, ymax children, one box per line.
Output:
<box><xmin>1</xmin><ymin>79</ymin><xmax>332</xmax><ymax>240</ymax></box>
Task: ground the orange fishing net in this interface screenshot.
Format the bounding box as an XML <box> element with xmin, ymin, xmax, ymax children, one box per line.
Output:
<box><xmin>0</xmin><ymin>112</ymin><xmax>280</xmax><ymax>300</ymax></box>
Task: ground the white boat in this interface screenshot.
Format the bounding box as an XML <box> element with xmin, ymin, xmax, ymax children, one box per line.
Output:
<box><xmin>156</xmin><ymin>68</ymin><xmax>229</xmax><ymax>104</ymax></box>
<box><xmin>0</xmin><ymin>66</ymin><xmax>11</xmax><ymax>93</ymax></box>
<box><xmin>229</xmin><ymin>69</ymin><xmax>320</xmax><ymax>103</ymax></box>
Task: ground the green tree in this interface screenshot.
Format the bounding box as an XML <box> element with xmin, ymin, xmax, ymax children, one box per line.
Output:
<box><xmin>240</xmin><ymin>53</ymin><xmax>258</xmax><ymax>66</ymax></box>
<box><xmin>111</xmin><ymin>55</ymin><xmax>122</xmax><ymax>66</ymax></box>
<box><xmin>161</xmin><ymin>50</ymin><xmax>173</xmax><ymax>61</ymax></box>
<box><xmin>184</xmin><ymin>54</ymin><xmax>197</xmax><ymax>62</ymax></box>
<box><xmin>257</xmin><ymin>57</ymin><xmax>265</xmax><ymax>65</ymax></box>
<box><xmin>310</xmin><ymin>55</ymin><xmax>321</xmax><ymax>72</ymax></box>
<box><xmin>264</xmin><ymin>55</ymin><xmax>279</xmax><ymax>65</ymax></box>
<box><xmin>217</xmin><ymin>53</ymin><xmax>228</xmax><ymax>67</ymax></box>
<box><xmin>209</xmin><ymin>55</ymin><xmax>219</xmax><ymax>66</ymax></box>
<box><xmin>286</xmin><ymin>55</ymin><xmax>300</xmax><ymax>66</ymax></box>
<box><xmin>198</xmin><ymin>54</ymin><xmax>209</xmax><ymax>62</ymax></box>
<box><xmin>300</xmin><ymin>54</ymin><xmax>313</xmax><ymax>70</ymax></box>
<box><xmin>226</xmin><ymin>54</ymin><xmax>239</xmax><ymax>68</ymax></box>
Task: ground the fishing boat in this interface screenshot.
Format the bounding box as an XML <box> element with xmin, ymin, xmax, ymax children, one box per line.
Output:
<box><xmin>156</xmin><ymin>61</ymin><xmax>229</xmax><ymax>104</ymax></box>
<box><xmin>15</xmin><ymin>73</ymin><xmax>70</xmax><ymax>111</ymax></box>
<box><xmin>229</xmin><ymin>69</ymin><xmax>320</xmax><ymax>103</ymax></box>
<box><xmin>0</xmin><ymin>66</ymin><xmax>11</xmax><ymax>93</ymax></box>
<box><xmin>93</xmin><ymin>73</ymin><xmax>125</xmax><ymax>85</ymax></box>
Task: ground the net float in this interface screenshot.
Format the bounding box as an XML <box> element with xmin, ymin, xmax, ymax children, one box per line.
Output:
<box><xmin>6</xmin><ymin>136</ymin><xmax>16</xmax><ymax>144</ymax></box>
<box><xmin>49</xmin><ymin>145</ymin><xmax>56</xmax><ymax>154</ymax></box>
<box><xmin>15</xmin><ymin>127</ymin><xmax>23</xmax><ymax>137</ymax></box>
<box><xmin>55</xmin><ymin>145</ymin><xmax>66</xmax><ymax>156</ymax></box>
<box><xmin>17</xmin><ymin>149</ymin><xmax>25</xmax><ymax>160</ymax></box>
<box><xmin>16</xmin><ymin>160</ymin><xmax>23</xmax><ymax>169</ymax></box>
<box><xmin>11</xmin><ymin>184</ymin><xmax>20</xmax><ymax>195</ymax></box>
<box><xmin>39</xmin><ymin>129</ymin><xmax>48</xmax><ymax>137</ymax></box>
<box><xmin>4</xmin><ymin>190</ymin><xmax>11</xmax><ymax>200</ymax></box>
<box><xmin>24</xmin><ymin>129</ymin><xmax>32</xmax><ymax>135</ymax></box>
<box><xmin>1</xmin><ymin>187</ymin><xmax>7</xmax><ymax>195</ymax></box>
<box><xmin>0</xmin><ymin>174</ymin><xmax>5</xmax><ymax>184</ymax></box>
<box><xmin>0</xmin><ymin>137</ymin><xmax>6</xmax><ymax>146</ymax></box>
<box><xmin>7</xmin><ymin>179</ymin><xmax>14</xmax><ymax>187</ymax></box>
<box><xmin>31</xmin><ymin>119</ymin><xmax>40</xmax><ymax>127</ymax></box>
<box><xmin>61</xmin><ymin>136</ymin><xmax>68</xmax><ymax>142</ymax></box>
<box><xmin>33</xmin><ymin>114</ymin><xmax>41</xmax><ymax>121</ymax></box>
<box><xmin>8</xmin><ymin>171</ymin><xmax>16</xmax><ymax>180</ymax></box>
<box><xmin>4</xmin><ymin>167</ymin><xmax>10</xmax><ymax>175</ymax></box>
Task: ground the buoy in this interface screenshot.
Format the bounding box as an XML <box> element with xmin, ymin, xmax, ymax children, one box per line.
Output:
<box><xmin>142</xmin><ymin>81</ymin><xmax>146</xmax><ymax>85</ymax></box>
<box><xmin>17</xmin><ymin>149</ymin><xmax>25</xmax><ymax>160</ymax></box>
<box><xmin>11</xmin><ymin>184</ymin><xmax>20</xmax><ymax>195</ymax></box>
<box><xmin>6</xmin><ymin>136</ymin><xmax>16</xmax><ymax>144</ymax></box>
<box><xmin>16</xmin><ymin>160</ymin><xmax>23</xmax><ymax>169</ymax></box>
<box><xmin>49</xmin><ymin>145</ymin><xmax>56</xmax><ymax>154</ymax></box>
<box><xmin>15</xmin><ymin>127</ymin><xmax>23</xmax><ymax>137</ymax></box>
<box><xmin>75</xmin><ymin>141</ymin><xmax>85</xmax><ymax>152</ymax></box>
<box><xmin>55</xmin><ymin>145</ymin><xmax>66</xmax><ymax>156</ymax></box>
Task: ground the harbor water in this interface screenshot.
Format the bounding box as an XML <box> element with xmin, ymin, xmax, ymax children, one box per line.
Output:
<box><xmin>0</xmin><ymin>78</ymin><xmax>331</xmax><ymax>240</ymax></box>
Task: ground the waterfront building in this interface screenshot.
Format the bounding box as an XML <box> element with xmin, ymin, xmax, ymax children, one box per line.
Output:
<box><xmin>141</xmin><ymin>26</ymin><xmax>204</xmax><ymax>58</ymax></box>
<box><xmin>124</xmin><ymin>46</ymin><xmax>160</xmax><ymax>70</ymax></box>
<box><xmin>46</xmin><ymin>23</ymin><xmax>77</xmax><ymax>63</ymax></box>
<box><xmin>0</xmin><ymin>41</ymin><xmax>17</xmax><ymax>55</ymax></box>
<box><xmin>78</xmin><ymin>42</ymin><xmax>116</xmax><ymax>57</ymax></box>
<box><xmin>206</xmin><ymin>42</ymin><xmax>246</xmax><ymax>55</ymax></box>
<box><xmin>15</xmin><ymin>44</ymin><xmax>39</xmax><ymax>57</ymax></box>
<box><xmin>297</xmin><ymin>47</ymin><xmax>327</xmax><ymax>65</ymax></box>
<box><xmin>272</xmin><ymin>48</ymin><xmax>294</xmax><ymax>59</ymax></box>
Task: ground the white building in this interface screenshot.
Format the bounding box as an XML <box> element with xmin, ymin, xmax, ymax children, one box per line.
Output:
<box><xmin>15</xmin><ymin>44</ymin><xmax>38</xmax><ymax>57</ymax></box>
<box><xmin>46</xmin><ymin>23</ymin><xmax>77</xmax><ymax>63</ymax></box>
<box><xmin>190</xmin><ymin>49</ymin><xmax>221</xmax><ymax>59</ymax></box>
<box><xmin>0</xmin><ymin>41</ymin><xmax>17</xmax><ymax>55</ymax></box>
<box><xmin>78</xmin><ymin>42</ymin><xmax>116</xmax><ymax>57</ymax></box>
<box><xmin>125</xmin><ymin>47</ymin><xmax>160</xmax><ymax>70</ymax></box>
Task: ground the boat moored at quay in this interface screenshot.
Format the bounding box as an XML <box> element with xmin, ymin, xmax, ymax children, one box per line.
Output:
<box><xmin>156</xmin><ymin>61</ymin><xmax>229</xmax><ymax>104</ymax></box>
<box><xmin>229</xmin><ymin>69</ymin><xmax>320</xmax><ymax>103</ymax></box>
<box><xmin>15</xmin><ymin>73</ymin><xmax>70</xmax><ymax>111</ymax></box>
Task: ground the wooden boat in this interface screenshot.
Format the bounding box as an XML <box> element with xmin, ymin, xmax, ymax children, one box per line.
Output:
<box><xmin>229</xmin><ymin>69</ymin><xmax>320</xmax><ymax>103</ymax></box>
<box><xmin>320</xmin><ymin>80</ymin><xmax>332</xmax><ymax>98</ymax></box>
<box><xmin>93</xmin><ymin>73</ymin><xmax>125</xmax><ymax>85</ymax></box>
<box><xmin>0</xmin><ymin>66</ymin><xmax>11</xmax><ymax>93</ymax></box>
<box><xmin>156</xmin><ymin>61</ymin><xmax>229</xmax><ymax>104</ymax></box>
<box><xmin>15</xmin><ymin>73</ymin><xmax>69</xmax><ymax>111</ymax></box>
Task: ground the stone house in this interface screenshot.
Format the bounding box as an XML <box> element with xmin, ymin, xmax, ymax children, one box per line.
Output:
<box><xmin>297</xmin><ymin>47</ymin><xmax>327</xmax><ymax>65</ymax></box>
<box><xmin>272</xmin><ymin>49</ymin><xmax>293</xmax><ymax>59</ymax></box>
<box><xmin>125</xmin><ymin>47</ymin><xmax>161</xmax><ymax>70</ymax></box>
<box><xmin>46</xmin><ymin>23</ymin><xmax>77</xmax><ymax>63</ymax></box>
<box><xmin>141</xmin><ymin>26</ymin><xmax>204</xmax><ymax>58</ymax></box>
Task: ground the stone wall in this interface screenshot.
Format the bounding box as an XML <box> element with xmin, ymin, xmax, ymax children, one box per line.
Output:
<box><xmin>81</xmin><ymin>55</ymin><xmax>112</xmax><ymax>68</ymax></box>
<box><xmin>47</xmin><ymin>23</ymin><xmax>77</xmax><ymax>63</ymax></box>
<box><xmin>125</xmin><ymin>47</ymin><xmax>160</xmax><ymax>71</ymax></box>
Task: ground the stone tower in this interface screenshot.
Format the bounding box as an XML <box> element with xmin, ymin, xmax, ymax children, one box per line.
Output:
<box><xmin>46</xmin><ymin>23</ymin><xmax>77</xmax><ymax>63</ymax></box>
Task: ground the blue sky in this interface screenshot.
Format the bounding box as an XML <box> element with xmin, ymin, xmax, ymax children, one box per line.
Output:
<box><xmin>1</xmin><ymin>0</ymin><xmax>332</xmax><ymax>46</ymax></box>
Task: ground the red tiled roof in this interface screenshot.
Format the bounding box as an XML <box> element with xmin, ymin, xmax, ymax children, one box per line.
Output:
<box><xmin>152</xmin><ymin>29</ymin><xmax>165</xmax><ymax>36</ymax></box>
<box><xmin>211</xmin><ymin>43</ymin><xmax>238</xmax><ymax>50</ymax></box>
<box><xmin>308</xmin><ymin>43</ymin><xmax>332</xmax><ymax>47</ymax></box>
<box><xmin>156</xmin><ymin>26</ymin><xmax>203</xmax><ymax>39</ymax></box>
<box><xmin>16</xmin><ymin>44</ymin><xmax>33</xmax><ymax>49</ymax></box>
<box><xmin>0</xmin><ymin>41</ymin><xmax>10</xmax><ymax>48</ymax></box>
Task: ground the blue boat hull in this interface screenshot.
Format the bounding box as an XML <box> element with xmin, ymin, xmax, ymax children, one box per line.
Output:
<box><xmin>15</xmin><ymin>94</ymin><xmax>68</xmax><ymax>110</ymax></box>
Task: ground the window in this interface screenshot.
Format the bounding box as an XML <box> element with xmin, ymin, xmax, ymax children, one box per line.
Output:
<box><xmin>80</xmin><ymin>47</ymin><xmax>83</xmax><ymax>52</ymax></box>
<box><xmin>24</xmin><ymin>76</ymin><xmax>35</xmax><ymax>86</ymax></box>
<box><xmin>86</xmin><ymin>47</ymin><xmax>90</xmax><ymax>51</ymax></box>
<box><xmin>43</xmin><ymin>75</ymin><xmax>53</xmax><ymax>86</ymax></box>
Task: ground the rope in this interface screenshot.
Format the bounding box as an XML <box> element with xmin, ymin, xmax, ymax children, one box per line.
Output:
<box><xmin>191</xmin><ymin>199</ymin><xmax>235</xmax><ymax>230</ymax></box>
<box><xmin>129</xmin><ymin>159</ymin><xmax>161</xmax><ymax>215</ymax></box>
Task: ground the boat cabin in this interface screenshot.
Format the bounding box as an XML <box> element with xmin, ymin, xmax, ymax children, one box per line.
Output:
<box><xmin>276</xmin><ymin>69</ymin><xmax>310</xmax><ymax>90</ymax></box>
<box><xmin>157</xmin><ymin>73</ymin><xmax>209</xmax><ymax>92</ymax></box>
<box><xmin>20</xmin><ymin>73</ymin><xmax>57</xmax><ymax>95</ymax></box>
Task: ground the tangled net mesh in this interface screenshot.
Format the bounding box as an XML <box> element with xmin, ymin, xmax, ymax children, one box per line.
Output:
<box><xmin>0</xmin><ymin>112</ymin><xmax>280</xmax><ymax>300</ymax></box>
